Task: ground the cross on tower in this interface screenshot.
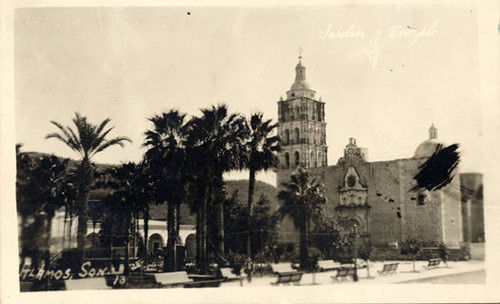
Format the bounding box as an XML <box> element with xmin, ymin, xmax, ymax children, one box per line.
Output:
<box><xmin>298</xmin><ymin>47</ymin><xmax>303</xmax><ymax>61</ymax></box>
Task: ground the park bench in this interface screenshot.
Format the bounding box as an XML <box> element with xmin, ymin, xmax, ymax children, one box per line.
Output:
<box><xmin>318</xmin><ymin>260</ymin><xmax>342</xmax><ymax>272</ymax></box>
<box><xmin>66</xmin><ymin>277</ymin><xmax>112</xmax><ymax>290</ymax></box>
<box><xmin>423</xmin><ymin>258</ymin><xmax>442</xmax><ymax>270</ymax></box>
<box><xmin>219</xmin><ymin>267</ymin><xmax>244</xmax><ymax>286</ymax></box>
<box><xmin>331</xmin><ymin>267</ymin><xmax>356</xmax><ymax>282</ymax></box>
<box><xmin>155</xmin><ymin>271</ymin><xmax>193</xmax><ymax>288</ymax></box>
<box><xmin>270</xmin><ymin>264</ymin><xmax>304</xmax><ymax>286</ymax></box>
<box><xmin>377</xmin><ymin>263</ymin><xmax>399</xmax><ymax>275</ymax></box>
<box><xmin>271</xmin><ymin>271</ymin><xmax>304</xmax><ymax>286</ymax></box>
<box><xmin>270</xmin><ymin>263</ymin><xmax>296</xmax><ymax>273</ymax></box>
<box><xmin>155</xmin><ymin>271</ymin><xmax>223</xmax><ymax>288</ymax></box>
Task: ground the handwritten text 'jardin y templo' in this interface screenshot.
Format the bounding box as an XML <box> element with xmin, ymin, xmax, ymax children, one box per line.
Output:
<box><xmin>319</xmin><ymin>21</ymin><xmax>439</xmax><ymax>68</ymax></box>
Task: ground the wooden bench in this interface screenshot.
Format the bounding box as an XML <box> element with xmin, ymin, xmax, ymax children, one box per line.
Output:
<box><xmin>271</xmin><ymin>271</ymin><xmax>304</xmax><ymax>286</ymax></box>
<box><xmin>65</xmin><ymin>277</ymin><xmax>112</xmax><ymax>290</ymax></box>
<box><xmin>155</xmin><ymin>272</ymin><xmax>223</xmax><ymax>288</ymax></box>
<box><xmin>155</xmin><ymin>271</ymin><xmax>193</xmax><ymax>288</ymax></box>
<box><xmin>377</xmin><ymin>263</ymin><xmax>399</xmax><ymax>275</ymax></box>
<box><xmin>270</xmin><ymin>263</ymin><xmax>296</xmax><ymax>273</ymax></box>
<box><xmin>219</xmin><ymin>268</ymin><xmax>244</xmax><ymax>286</ymax></box>
<box><xmin>317</xmin><ymin>260</ymin><xmax>342</xmax><ymax>272</ymax></box>
<box><xmin>423</xmin><ymin>258</ymin><xmax>442</xmax><ymax>270</ymax></box>
<box><xmin>331</xmin><ymin>267</ymin><xmax>356</xmax><ymax>282</ymax></box>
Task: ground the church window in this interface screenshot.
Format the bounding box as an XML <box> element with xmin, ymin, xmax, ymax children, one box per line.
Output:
<box><xmin>347</xmin><ymin>175</ymin><xmax>356</xmax><ymax>188</ymax></box>
<box><xmin>417</xmin><ymin>191</ymin><xmax>427</xmax><ymax>206</ymax></box>
<box><xmin>310</xmin><ymin>151</ymin><xmax>316</xmax><ymax>167</ymax></box>
<box><xmin>294</xmin><ymin>151</ymin><xmax>300</xmax><ymax>167</ymax></box>
<box><xmin>317</xmin><ymin>106</ymin><xmax>322</xmax><ymax>122</ymax></box>
<box><xmin>285</xmin><ymin>153</ymin><xmax>290</xmax><ymax>169</ymax></box>
<box><xmin>318</xmin><ymin>152</ymin><xmax>322</xmax><ymax>166</ymax></box>
<box><xmin>284</xmin><ymin>129</ymin><xmax>290</xmax><ymax>145</ymax></box>
<box><xmin>291</xmin><ymin>93</ymin><xmax>295</xmax><ymax>97</ymax></box>
<box><xmin>417</xmin><ymin>194</ymin><xmax>425</xmax><ymax>205</ymax></box>
<box><xmin>294</xmin><ymin>128</ymin><xmax>300</xmax><ymax>143</ymax></box>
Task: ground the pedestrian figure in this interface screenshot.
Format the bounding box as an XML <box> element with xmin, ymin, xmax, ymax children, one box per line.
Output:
<box><xmin>112</xmin><ymin>251</ymin><xmax>120</xmax><ymax>272</ymax></box>
<box><xmin>244</xmin><ymin>257</ymin><xmax>254</xmax><ymax>283</ymax></box>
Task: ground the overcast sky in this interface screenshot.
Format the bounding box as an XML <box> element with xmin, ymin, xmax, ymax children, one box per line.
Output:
<box><xmin>15</xmin><ymin>5</ymin><xmax>482</xmax><ymax>186</ymax></box>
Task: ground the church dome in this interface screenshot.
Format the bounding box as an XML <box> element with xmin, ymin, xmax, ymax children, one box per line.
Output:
<box><xmin>290</xmin><ymin>80</ymin><xmax>311</xmax><ymax>90</ymax></box>
<box><xmin>414</xmin><ymin>124</ymin><xmax>445</xmax><ymax>158</ymax></box>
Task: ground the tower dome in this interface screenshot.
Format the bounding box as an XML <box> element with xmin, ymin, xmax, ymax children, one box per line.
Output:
<box><xmin>286</xmin><ymin>57</ymin><xmax>316</xmax><ymax>99</ymax></box>
<box><xmin>414</xmin><ymin>124</ymin><xmax>445</xmax><ymax>158</ymax></box>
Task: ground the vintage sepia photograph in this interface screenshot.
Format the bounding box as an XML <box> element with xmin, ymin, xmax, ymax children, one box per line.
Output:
<box><xmin>2</xmin><ymin>1</ymin><xmax>499</xmax><ymax>303</ymax></box>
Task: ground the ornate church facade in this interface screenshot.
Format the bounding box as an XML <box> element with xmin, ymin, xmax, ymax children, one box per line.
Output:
<box><xmin>276</xmin><ymin>58</ymin><xmax>466</xmax><ymax>251</ymax></box>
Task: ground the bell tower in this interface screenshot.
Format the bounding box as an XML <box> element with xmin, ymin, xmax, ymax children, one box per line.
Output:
<box><xmin>277</xmin><ymin>56</ymin><xmax>328</xmax><ymax>185</ymax></box>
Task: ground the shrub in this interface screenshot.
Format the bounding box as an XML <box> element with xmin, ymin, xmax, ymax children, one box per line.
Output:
<box><xmin>438</xmin><ymin>243</ymin><xmax>450</xmax><ymax>263</ymax></box>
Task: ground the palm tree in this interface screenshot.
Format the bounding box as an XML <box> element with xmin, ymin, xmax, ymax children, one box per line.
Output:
<box><xmin>184</xmin><ymin>104</ymin><xmax>247</xmax><ymax>271</ymax></box>
<box><xmin>278</xmin><ymin>167</ymin><xmax>326</xmax><ymax>269</ymax></box>
<box><xmin>244</xmin><ymin>113</ymin><xmax>280</xmax><ymax>257</ymax></box>
<box><xmin>144</xmin><ymin>110</ymin><xmax>188</xmax><ymax>272</ymax></box>
<box><xmin>46</xmin><ymin>113</ymin><xmax>131</xmax><ymax>252</ymax></box>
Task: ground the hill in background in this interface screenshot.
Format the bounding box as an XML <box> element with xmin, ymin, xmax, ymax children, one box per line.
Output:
<box><xmin>149</xmin><ymin>179</ymin><xmax>280</xmax><ymax>224</ymax></box>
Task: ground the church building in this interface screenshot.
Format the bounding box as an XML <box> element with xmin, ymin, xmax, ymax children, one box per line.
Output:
<box><xmin>276</xmin><ymin>58</ymin><xmax>466</xmax><ymax>253</ymax></box>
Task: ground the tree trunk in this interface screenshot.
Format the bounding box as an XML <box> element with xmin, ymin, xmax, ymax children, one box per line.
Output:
<box><xmin>196</xmin><ymin>207</ymin><xmax>201</xmax><ymax>268</ymax></box>
<box><xmin>124</xmin><ymin>238</ymin><xmax>130</xmax><ymax>276</ymax></box>
<box><xmin>76</xmin><ymin>160</ymin><xmax>92</xmax><ymax>253</ymax></box>
<box><xmin>165</xmin><ymin>201</ymin><xmax>177</xmax><ymax>272</ymax></box>
<box><xmin>68</xmin><ymin>216</ymin><xmax>73</xmax><ymax>249</ymax></box>
<box><xmin>214</xmin><ymin>175</ymin><xmax>225</xmax><ymax>257</ymax></box>
<box><xmin>124</xmin><ymin>212</ymin><xmax>131</xmax><ymax>276</ymax></box>
<box><xmin>76</xmin><ymin>193</ymin><xmax>89</xmax><ymax>253</ymax></box>
<box><xmin>247</xmin><ymin>168</ymin><xmax>256</xmax><ymax>257</ymax></box>
<box><xmin>45</xmin><ymin>214</ymin><xmax>54</xmax><ymax>265</ymax></box>
<box><xmin>143</xmin><ymin>209</ymin><xmax>149</xmax><ymax>262</ymax></box>
<box><xmin>299</xmin><ymin>210</ymin><xmax>308</xmax><ymax>270</ymax></box>
<box><xmin>198</xmin><ymin>188</ymin><xmax>208</xmax><ymax>273</ymax></box>
<box><xmin>62</xmin><ymin>208</ymin><xmax>67</xmax><ymax>250</ymax></box>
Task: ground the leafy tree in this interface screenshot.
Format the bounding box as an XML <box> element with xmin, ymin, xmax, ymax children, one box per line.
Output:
<box><xmin>46</xmin><ymin>113</ymin><xmax>131</xmax><ymax>252</ymax></box>
<box><xmin>278</xmin><ymin>167</ymin><xmax>327</xmax><ymax>269</ymax></box>
<box><xmin>35</xmin><ymin>156</ymin><xmax>71</xmax><ymax>262</ymax></box>
<box><xmin>224</xmin><ymin>191</ymin><xmax>278</xmax><ymax>258</ymax></box>
<box><xmin>310</xmin><ymin>214</ymin><xmax>351</xmax><ymax>260</ymax></box>
<box><xmin>438</xmin><ymin>242</ymin><xmax>450</xmax><ymax>266</ymax></box>
<box><xmin>98</xmin><ymin>162</ymin><xmax>153</xmax><ymax>274</ymax></box>
<box><xmin>16</xmin><ymin>144</ymin><xmax>38</xmax><ymax>264</ymax></box>
<box><xmin>243</xmin><ymin>113</ymin><xmax>280</xmax><ymax>257</ymax></box>
<box><xmin>400</xmin><ymin>238</ymin><xmax>421</xmax><ymax>272</ymax></box>
<box><xmin>16</xmin><ymin>147</ymin><xmax>75</xmax><ymax>267</ymax></box>
<box><xmin>144</xmin><ymin>110</ymin><xmax>189</xmax><ymax>271</ymax></box>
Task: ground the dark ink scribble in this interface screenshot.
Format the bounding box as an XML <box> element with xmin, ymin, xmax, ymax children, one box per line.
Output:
<box><xmin>412</xmin><ymin>143</ymin><xmax>460</xmax><ymax>192</ymax></box>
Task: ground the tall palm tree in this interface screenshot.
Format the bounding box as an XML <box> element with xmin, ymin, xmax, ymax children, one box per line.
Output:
<box><xmin>184</xmin><ymin>104</ymin><xmax>247</xmax><ymax>271</ymax></box>
<box><xmin>244</xmin><ymin>113</ymin><xmax>280</xmax><ymax>257</ymax></box>
<box><xmin>46</xmin><ymin>113</ymin><xmax>131</xmax><ymax>252</ymax></box>
<box><xmin>278</xmin><ymin>167</ymin><xmax>326</xmax><ymax>269</ymax></box>
<box><xmin>144</xmin><ymin>110</ymin><xmax>188</xmax><ymax>272</ymax></box>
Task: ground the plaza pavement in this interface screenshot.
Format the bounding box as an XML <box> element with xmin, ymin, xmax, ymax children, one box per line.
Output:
<box><xmin>219</xmin><ymin>260</ymin><xmax>485</xmax><ymax>287</ymax></box>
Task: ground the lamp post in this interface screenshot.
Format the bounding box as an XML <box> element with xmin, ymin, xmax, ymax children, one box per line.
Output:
<box><xmin>353</xmin><ymin>223</ymin><xmax>358</xmax><ymax>282</ymax></box>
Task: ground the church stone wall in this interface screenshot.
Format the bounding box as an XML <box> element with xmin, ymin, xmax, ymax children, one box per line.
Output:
<box><xmin>397</xmin><ymin>159</ymin><xmax>443</xmax><ymax>245</ymax></box>
<box><xmin>440</xmin><ymin>175</ymin><xmax>463</xmax><ymax>247</ymax></box>
<box><xmin>309</xmin><ymin>157</ymin><xmax>462</xmax><ymax>248</ymax></box>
